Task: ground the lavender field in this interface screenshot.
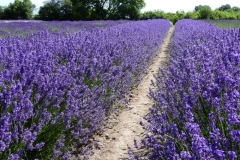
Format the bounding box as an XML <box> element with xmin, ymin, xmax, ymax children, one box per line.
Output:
<box><xmin>1</xmin><ymin>19</ymin><xmax>239</xmax><ymax>160</ymax></box>
<box><xmin>140</xmin><ymin>20</ymin><xmax>240</xmax><ymax>159</ymax></box>
<box><xmin>0</xmin><ymin>20</ymin><xmax>170</xmax><ymax>159</ymax></box>
<box><xmin>0</xmin><ymin>20</ymin><xmax>131</xmax><ymax>37</ymax></box>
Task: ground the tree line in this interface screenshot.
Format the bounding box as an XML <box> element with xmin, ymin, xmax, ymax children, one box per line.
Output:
<box><xmin>142</xmin><ymin>4</ymin><xmax>240</xmax><ymax>24</ymax></box>
<box><xmin>0</xmin><ymin>1</ymin><xmax>240</xmax><ymax>23</ymax></box>
<box><xmin>0</xmin><ymin>0</ymin><xmax>145</xmax><ymax>20</ymax></box>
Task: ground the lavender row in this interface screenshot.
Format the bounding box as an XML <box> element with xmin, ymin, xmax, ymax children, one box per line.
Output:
<box><xmin>0</xmin><ymin>20</ymin><xmax>131</xmax><ymax>37</ymax></box>
<box><xmin>141</xmin><ymin>20</ymin><xmax>240</xmax><ymax>159</ymax></box>
<box><xmin>0</xmin><ymin>19</ymin><xmax>170</xmax><ymax>159</ymax></box>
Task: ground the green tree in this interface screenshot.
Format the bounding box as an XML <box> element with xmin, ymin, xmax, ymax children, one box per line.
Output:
<box><xmin>21</xmin><ymin>0</ymin><xmax>36</xmax><ymax>19</ymax></box>
<box><xmin>141</xmin><ymin>10</ymin><xmax>165</xmax><ymax>19</ymax></box>
<box><xmin>210</xmin><ymin>9</ymin><xmax>224</xmax><ymax>19</ymax></box>
<box><xmin>218</xmin><ymin>4</ymin><xmax>231</xmax><ymax>11</ymax></box>
<box><xmin>232</xmin><ymin>6</ymin><xmax>240</xmax><ymax>12</ymax></box>
<box><xmin>108</xmin><ymin>0</ymin><xmax>145</xmax><ymax>19</ymax></box>
<box><xmin>38</xmin><ymin>0</ymin><xmax>74</xmax><ymax>20</ymax></box>
<box><xmin>0</xmin><ymin>6</ymin><xmax>3</xmax><ymax>19</ymax></box>
<box><xmin>194</xmin><ymin>5</ymin><xmax>203</xmax><ymax>11</ymax></box>
<box><xmin>185</xmin><ymin>11</ymin><xmax>199</xmax><ymax>19</ymax></box>
<box><xmin>2</xmin><ymin>0</ymin><xmax>35</xmax><ymax>19</ymax></box>
<box><xmin>235</xmin><ymin>12</ymin><xmax>240</xmax><ymax>19</ymax></box>
<box><xmin>175</xmin><ymin>10</ymin><xmax>185</xmax><ymax>19</ymax></box>
<box><xmin>71</xmin><ymin>0</ymin><xmax>91</xmax><ymax>20</ymax></box>
<box><xmin>38</xmin><ymin>0</ymin><xmax>61</xmax><ymax>20</ymax></box>
<box><xmin>198</xmin><ymin>5</ymin><xmax>212</xmax><ymax>19</ymax></box>
<box><xmin>141</xmin><ymin>11</ymin><xmax>156</xmax><ymax>19</ymax></box>
<box><xmin>59</xmin><ymin>0</ymin><xmax>73</xmax><ymax>20</ymax></box>
<box><xmin>164</xmin><ymin>12</ymin><xmax>178</xmax><ymax>24</ymax></box>
<box><xmin>222</xmin><ymin>10</ymin><xmax>237</xmax><ymax>19</ymax></box>
<box><xmin>210</xmin><ymin>9</ymin><xmax>237</xmax><ymax>20</ymax></box>
<box><xmin>3</xmin><ymin>0</ymin><xmax>22</xmax><ymax>19</ymax></box>
<box><xmin>84</xmin><ymin>0</ymin><xmax>107</xmax><ymax>20</ymax></box>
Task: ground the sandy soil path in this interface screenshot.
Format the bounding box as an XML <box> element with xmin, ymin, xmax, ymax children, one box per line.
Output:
<box><xmin>89</xmin><ymin>26</ymin><xmax>174</xmax><ymax>160</ymax></box>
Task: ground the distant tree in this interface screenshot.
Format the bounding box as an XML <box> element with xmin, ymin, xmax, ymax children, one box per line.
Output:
<box><xmin>185</xmin><ymin>11</ymin><xmax>199</xmax><ymax>19</ymax></box>
<box><xmin>194</xmin><ymin>5</ymin><xmax>203</xmax><ymax>11</ymax></box>
<box><xmin>0</xmin><ymin>6</ymin><xmax>3</xmax><ymax>19</ymax></box>
<box><xmin>70</xmin><ymin>0</ymin><xmax>91</xmax><ymax>20</ymax></box>
<box><xmin>38</xmin><ymin>0</ymin><xmax>61</xmax><ymax>20</ymax></box>
<box><xmin>91</xmin><ymin>0</ymin><xmax>109</xmax><ymax>20</ymax></box>
<box><xmin>164</xmin><ymin>12</ymin><xmax>179</xmax><ymax>24</ymax></box>
<box><xmin>109</xmin><ymin>0</ymin><xmax>145</xmax><ymax>19</ymax></box>
<box><xmin>176</xmin><ymin>11</ymin><xmax>185</xmax><ymax>19</ymax></box>
<box><xmin>198</xmin><ymin>5</ymin><xmax>212</xmax><ymax>19</ymax></box>
<box><xmin>218</xmin><ymin>4</ymin><xmax>231</xmax><ymax>11</ymax></box>
<box><xmin>236</xmin><ymin>12</ymin><xmax>240</xmax><ymax>19</ymax></box>
<box><xmin>22</xmin><ymin>0</ymin><xmax>36</xmax><ymax>19</ymax></box>
<box><xmin>141</xmin><ymin>10</ymin><xmax>165</xmax><ymax>19</ymax></box>
<box><xmin>2</xmin><ymin>0</ymin><xmax>35</xmax><ymax>19</ymax></box>
<box><xmin>60</xmin><ymin>0</ymin><xmax>73</xmax><ymax>20</ymax></box>
<box><xmin>210</xmin><ymin>9</ymin><xmax>223</xmax><ymax>19</ymax></box>
<box><xmin>232</xmin><ymin>6</ymin><xmax>240</xmax><ymax>12</ymax></box>
<box><xmin>33</xmin><ymin>14</ymin><xmax>40</xmax><ymax>20</ymax></box>
<box><xmin>222</xmin><ymin>11</ymin><xmax>237</xmax><ymax>19</ymax></box>
<box><xmin>3</xmin><ymin>0</ymin><xmax>22</xmax><ymax>19</ymax></box>
<box><xmin>141</xmin><ymin>11</ymin><xmax>155</xmax><ymax>19</ymax></box>
<box><xmin>38</xmin><ymin>0</ymin><xmax>74</xmax><ymax>20</ymax></box>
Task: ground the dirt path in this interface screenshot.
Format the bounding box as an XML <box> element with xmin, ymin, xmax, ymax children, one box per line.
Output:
<box><xmin>89</xmin><ymin>27</ymin><xmax>174</xmax><ymax>160</ymax></box>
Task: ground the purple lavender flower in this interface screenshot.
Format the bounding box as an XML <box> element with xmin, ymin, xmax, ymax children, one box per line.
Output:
<box><xmin>1</xmin><ymin>19</ymin><xmax>172</xmax><ymax>159</ymax></box>
<box><xmin>180</xmin><ymin>151</ymin><xmax>192</xmax><ymax>159</ymax></box>
<box><xmin>140</xmin><ymin>19</ymin><xmax>240</xmax><ymax>159</ymax></box>
<box><xmin>228</xmin><ymin>151</ymin><xmax>237</xmax><ymax>160</ymax></box>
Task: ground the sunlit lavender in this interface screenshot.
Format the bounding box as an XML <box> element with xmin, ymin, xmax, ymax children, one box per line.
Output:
<box><xmin>0</xmin><ymin>19</ymin><xmax>170</xmax><ymax>159</ymax></box>
<box><xmin>141</xmin><ymin>19</ymin><xmax>240</xmax><ymax>159</ymax></box>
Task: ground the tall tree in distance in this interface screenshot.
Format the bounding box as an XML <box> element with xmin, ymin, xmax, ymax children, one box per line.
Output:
<box><xmin>195</xmin><ymin>5</ymin><xmax>212</xmax><ymax>19</ymax></box>
<box><xmin>90</xmin><ymin>0</ymin><xmax>108</xmax><ymax>20</ymax></box>
<box><xmin>71</xmin><ymin>0</ymin><xmax>91</xmax><ymax>20</ymax></box>
<box><xmin>194</xmin><ymin>5</ymin><xmax>203</xmax><ymax>11</ymax></box>
<box><xmin>2</xmin><ymin>0</ymin><xmax>35</xmax><ymax>19</ymax></box>
<box><xmin>108</xmin><ymin>0</ymin><xmax>145</xmax><ymax>19</ymax></box>
<box><xmin>232</xmin><ymin>6</ymin><xmax>240</xmax><ymax>12</ymax></box>
<box><xmin>218</xmin><ymin>4</ymin><xmax>231</xmax><ymax>11</ymax></box>
<box><xmin>38</xmin><ymin>0</ymin><xmax>61</xmax><ymax>20</ymax></box>
<box><xmin>38</xmin><ymin>0</ymin><xmax>74</xmax><ymax>20</ymax></box>
<box><xmin>22</xmin><ymin>0</ymin><xmax>36</xmax><ymax>19</ymax></box>
<box><xmin>60</xmin><ymin>0</ymin><xmax>73</xmax><ymax>20</ymax></box>
<box><xmin>0</xmin><ymin>6</ymin><xmax>4</xmax><ymax>19</ymax></box>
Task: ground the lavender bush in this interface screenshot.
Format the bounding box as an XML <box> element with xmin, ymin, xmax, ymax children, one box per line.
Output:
<box><xmin>0</xmin><ymin>19</ymin><xmax>170</xmax><ymax>159</ymax></box>
<box><xmin>0</xmin><ymin>20</ymin><xmax>131</xmax><ymax>37</ymax></box>
<box><xmin>141</xmin><ymin>19</ymin><xmax>240</xmax><ymax>159</ymax></box>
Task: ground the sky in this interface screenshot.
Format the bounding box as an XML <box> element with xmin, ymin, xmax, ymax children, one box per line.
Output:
<box><xmin>0</xmin><ymin>0</ymin><xmax>239</xmax><ymax>13</ymax></box>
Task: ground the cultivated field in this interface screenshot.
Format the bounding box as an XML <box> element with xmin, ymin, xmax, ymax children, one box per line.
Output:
<box><xmin>139</xmin><ymin>20</ymin><xmax>240</xmax><ymax>159</ymax></box>
<box><xmin>0</xmin><ymin>19</ymin><xmax>239</xmax><ymax>160</ymax></box>
<box><xmin>0</xmin><ymin>20</ymin><xmax>170</xmax><ymax>159</ymax></box>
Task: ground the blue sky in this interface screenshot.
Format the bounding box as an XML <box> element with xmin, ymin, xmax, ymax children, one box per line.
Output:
<box><xmin>0</xmin><ymin>0</ymin><xmax>239</xmax><ymax>13</ymax></box>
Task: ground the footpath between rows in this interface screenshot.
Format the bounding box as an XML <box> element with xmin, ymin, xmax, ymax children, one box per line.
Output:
<box><xmin>89</xmin><ymin>26</ymin><xmax>174</xmax><ymax>160</ymax></box>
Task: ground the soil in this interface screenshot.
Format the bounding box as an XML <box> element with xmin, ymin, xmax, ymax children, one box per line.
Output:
<box><xmin>88</xmin><ymin>26</ymin><xmax>174</xmax><ymax>160</ymax></box>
